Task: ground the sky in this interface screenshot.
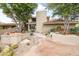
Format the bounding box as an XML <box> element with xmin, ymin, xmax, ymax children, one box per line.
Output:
<box><xmin>32</xmin><ymin>4</ymin><xmax>53</xmax><ymax>17</ymax></box>
<box><xmin>0</xmin><ymin>4</ymin><xmax>53</xmax><ymax>23</ymax></box>
<box><xmin>0</xmin><ymin>9</ymin><xmax>13</xmax><ymax>23</ymax></box>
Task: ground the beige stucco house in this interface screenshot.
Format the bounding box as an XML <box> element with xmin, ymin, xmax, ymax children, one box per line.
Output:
<box><xmin>27</xmin><ymin>11</ymin><xmax>79</xmax><ymax>33</ymax></box>
<box><xmin>0</xmin><ymin>22</ymin><xmax>16</xmax><ymax>29</ymax></box>
<box><xmin>0</xmin><ymin>11</ymin><xmax>79</xmax><ymax>33</ymax></box>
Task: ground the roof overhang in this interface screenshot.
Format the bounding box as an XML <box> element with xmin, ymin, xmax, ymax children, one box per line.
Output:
<box><xmin>0</xmin><ymin>23</ymin><xmax>16</xmax><ymax>26</ymax></box>
<box><xmin>44</xmin><ymin>21</ymin><xmax>79</xmax><ymax>25</ymax></box>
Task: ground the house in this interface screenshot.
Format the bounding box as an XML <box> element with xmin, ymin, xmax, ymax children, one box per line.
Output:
<box><xmin>0</xmin><ymin>11</ymin><xmax>79</xmax><ymax>33</ymax></box>
<box><xmin>0</xmin><ymin>22</ymin><xmax>16</xmax><ymax>30</ymax></box>
<box><xmin>27</xmin><ymin>11</ymin><xmax>79</xmax><ymax>33</ymax></box>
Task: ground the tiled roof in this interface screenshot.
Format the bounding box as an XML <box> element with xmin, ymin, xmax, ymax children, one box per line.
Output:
<box><xmin>0</xmin><ymin>23</ymin><xmax>16</xmax><ymax>26</ymax></box>
<box><xmin>44</xmin><ymin>21</ymin><xmax>79</xmax><ymax>25</ymax></box>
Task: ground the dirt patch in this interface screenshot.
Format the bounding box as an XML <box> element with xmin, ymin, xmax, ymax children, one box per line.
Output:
<box><xmin>23</xmin><ymin>39</ymin><xmax>79</xmax><ymax>56</ymax></box>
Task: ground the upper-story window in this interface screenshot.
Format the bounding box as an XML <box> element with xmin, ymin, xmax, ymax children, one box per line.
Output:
<box><xmin>32</xmin><ymin>18</ymin><xmax>36</xmax><ymax>22</ymax></box>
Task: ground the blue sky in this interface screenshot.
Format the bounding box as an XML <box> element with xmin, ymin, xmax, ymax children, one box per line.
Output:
<box><xmin>0</xmin><ymin>4</ymin><xmax>53</xmax><ymax>23</ymax></box>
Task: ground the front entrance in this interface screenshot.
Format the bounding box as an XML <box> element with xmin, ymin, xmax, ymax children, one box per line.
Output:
<box><xmin>27</xmin><ymin>24</ymin><xmax>36</xmax><ymax>32</ymax></box>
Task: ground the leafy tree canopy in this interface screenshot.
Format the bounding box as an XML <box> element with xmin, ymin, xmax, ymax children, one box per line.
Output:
<box><xmin>48</xmin><ymin>3</ymin><xmax>79</xmax><ymax>17</ymax></box>
<box><xmin>0</xmin><ymin>3</ymin><xmax>37</xmax><ymax>22</ymax></box>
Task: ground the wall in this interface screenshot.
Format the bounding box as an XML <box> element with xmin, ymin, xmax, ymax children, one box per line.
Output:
<box><xmin>43</xmin><ymin>24</ymin><xmax>75</xmax><ymax>33</ymax></box>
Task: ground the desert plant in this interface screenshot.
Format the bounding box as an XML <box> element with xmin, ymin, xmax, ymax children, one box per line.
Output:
<box><xmin>10</xmin><ymin>43</ymin><xmax>18</xmax><ymax>49</ymax></box>
<box><xmin>0</xmin><ymin>46</ymin><xmax>14</xmax><ymax>56</ymax></box>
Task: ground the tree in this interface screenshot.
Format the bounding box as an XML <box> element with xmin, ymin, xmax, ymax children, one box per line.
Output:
<box><xmin>0</xmin><ymin>3</ymin><xmax>37</xmax><ymax>32</ymax></box>
<box><xmin>48</xmin><ymin>3</ymin><xmax>79</xmax><ymax>34</ymax></box>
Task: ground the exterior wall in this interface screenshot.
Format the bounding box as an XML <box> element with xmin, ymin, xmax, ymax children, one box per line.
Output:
<box><xmin>43</xmin><ymin>25</ymin><xmax>63</xmax><ymax>33</ymax></box>
<box><xmin>0</xmin><ymin>26</ymin><xmax>15</xmax><ymax>30</ymax></box>
<box><xmin>28</xmin><ymin>18</ymin><xmax>32</xmax><ymax>23</ymax></box>
<box><xmin>43</xmin><ymin>25</ymin><xmax>57</xmax><ymax>33</ymax></box>
<box><xmin>36</xmin><ymin>11</ymin><xmax>47</xmax><ymax>33</ymax></box>
<box><xmin>43</xmin><ymin>24</ymin><xmax>76</xmax><ymax>33</ymax></box>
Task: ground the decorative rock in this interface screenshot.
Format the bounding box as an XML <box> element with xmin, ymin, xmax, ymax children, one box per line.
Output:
<box><xmin>15</xmin><ymin>39</ymin><xmax>33</xmax><ymax>55</ymax></box>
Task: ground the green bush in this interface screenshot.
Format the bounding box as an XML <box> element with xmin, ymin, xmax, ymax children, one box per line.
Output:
<box><xmin>49</xmin><ymin>26</ymin><xmax>62</xmax><ymax>32</ymax></box>
<box><xmin>56</xmin><ymin>26</ymin><xmax>62</xmax><ymax>31</ymax></box>
<box><xmin>69</xmin><ymin>27</ymin><xmax>79</xmax><ymax>34</ymax></box>
<box><xmin>50</xmin><ymin>28</ymin><xmax>55</xmax><ymax>32</ymax></box>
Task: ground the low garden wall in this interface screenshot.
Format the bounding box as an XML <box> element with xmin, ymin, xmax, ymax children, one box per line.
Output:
<box><xmin>1</xmin><ymin>33</ymin><xmax>27</xmax><ymax>44</ymax></box>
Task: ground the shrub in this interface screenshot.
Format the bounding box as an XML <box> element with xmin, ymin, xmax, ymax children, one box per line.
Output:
<box><xmin>0</xmin><ymin>46</ymin><xmax>14</xmax><ymax>56</ymax></box>
<box><xmin>0</xmin><ymin>50</ymin><xmax>13</xmax><ymax>56</ymax></box>
<box><xmin>69</xmin><ymin>27</ymin><xmax>79</xmax><ymax>34</ymax></box>
<box><xmin>50</xmin><ymin>26</ymin><xmax>62</xmax><ymax>32</ymax></box>
<box><xmin>10</xmin><ymin>43</ymin><xmax>18</xmax><ymax>49</ymax></box>
<box><xmin>56</xmin><ymin>26</ymin><xmax>62</xmax><ymax>31</ymax></box>
<box><xmin>30</xmin><ymin>32</ymin><xmax>33</xmax><ymax>36</ymax></box>
<box><xmin>45</xmin><ymin>33</ymin><xmax>48</xmax><ymax>36</ymax></box>
<box><xmin>50</xmin><ymin>28</ymin><xmax>56</xmax><ymax>32</ymax></box>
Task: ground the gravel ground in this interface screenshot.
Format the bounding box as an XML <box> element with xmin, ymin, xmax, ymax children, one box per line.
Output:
<box><xmin>21</xmin><ymin>33</ymin><xmax>79</xmax><ymax>56</ymax></box>
<box><xmin>23</xmin><ymin>39</ymin><xmax>79</xmax><ymax>56</ymax></box>
<box><xmin>50</xmin><ymin>33</ymin><xmax>79</xmax><ymax>45</ymax></box>
<box><xmin>1</xmin><ymin>32</ymin><xmax>79</xmax><ymax>56</ymax></box>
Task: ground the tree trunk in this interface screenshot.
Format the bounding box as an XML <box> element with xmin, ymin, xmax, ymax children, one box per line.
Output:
<box><xmin>20</xmin><ymin>21</ymin><xmax>27</xmax><ymax>33</ymax></box>
<box><xmin>64</xmin><ymin>16</ymin><xmax>69</xmax><ymax>34</ymax></box>
<box><xmin>18</xmin><ymin>21</ymin><xmax>22</xmax><ymax>32</ymax></box>
<box><xmin>12</xmin><ymin>16</ymin><xmax>27</xmax><ymax>33</ymax></box>
<box><xmin>11</xmin><ymin>14</ymin><xmax>20</xmax><ymax>32</ymax></box>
